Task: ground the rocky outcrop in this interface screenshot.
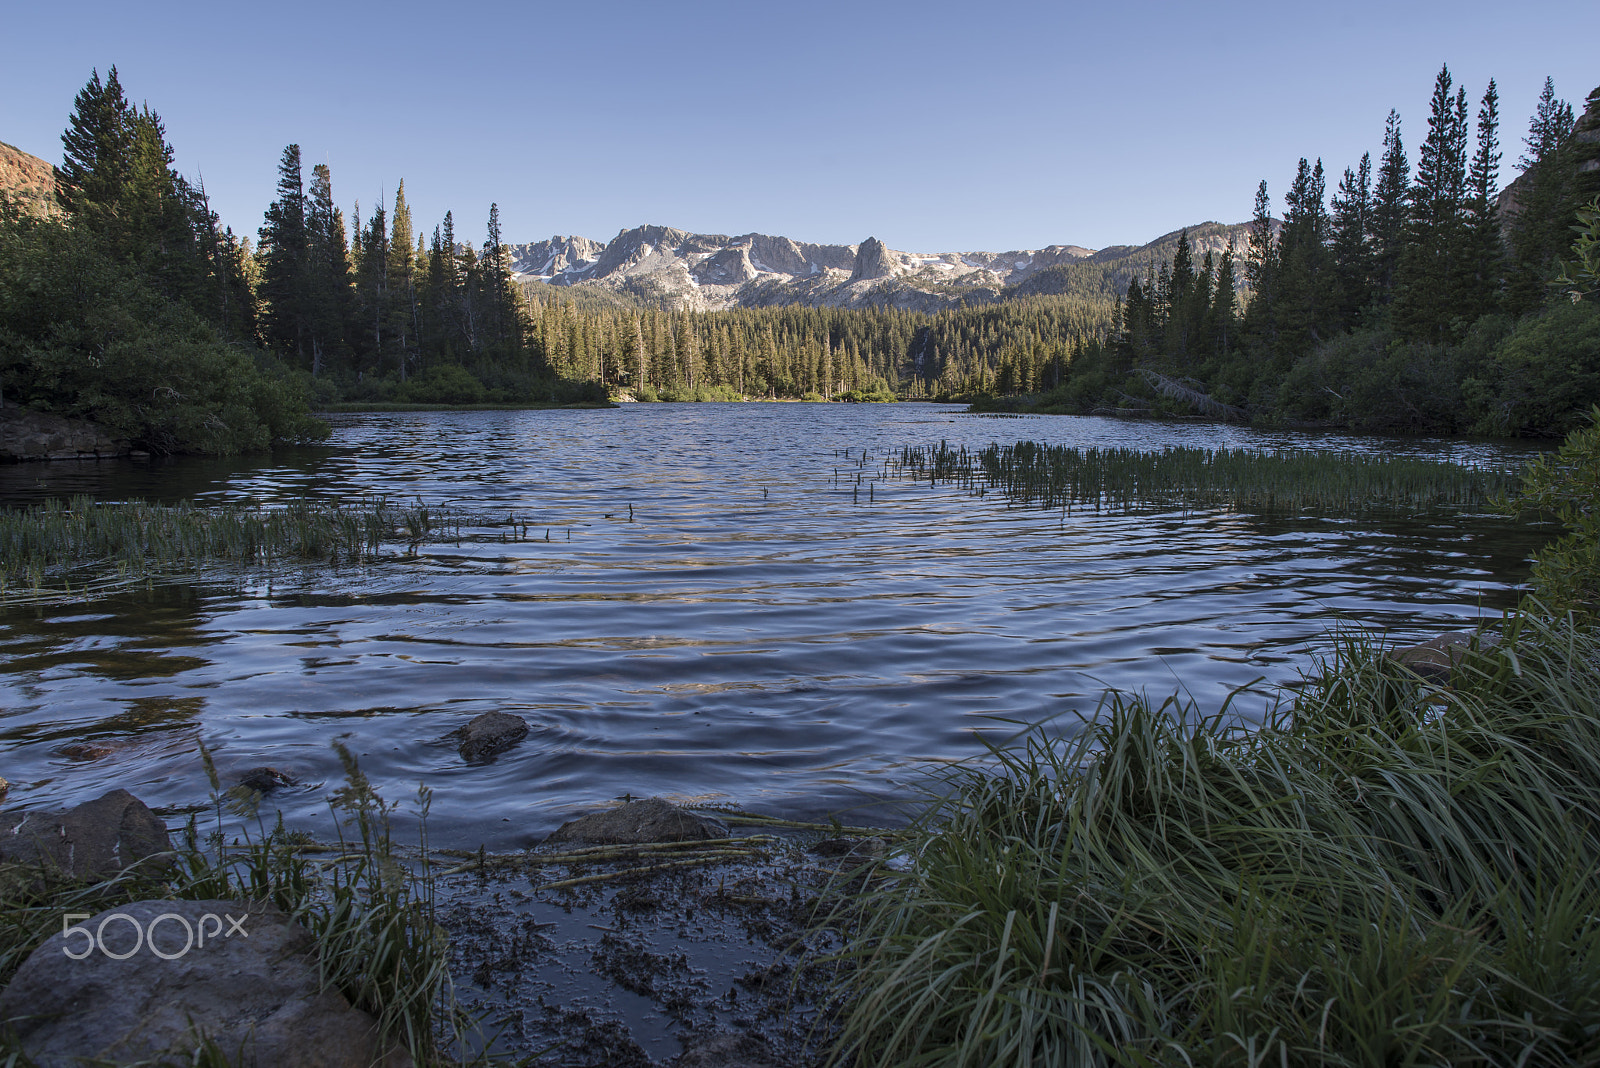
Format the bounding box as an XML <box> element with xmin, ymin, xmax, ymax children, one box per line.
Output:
<box><xmin>545</xmin><ymin>797</ymin><xmax>729</xmax><ymax>845</ymax></box>
<box><xmin>455</xmin><ymin>710</ymin><xmax>529</xmax><ymax>763</ymax></box>
<box><xmin>0</xmin><ymin>406</ymin><xmax>130</xmax><ymax>461</ymax></box>
<box><xmin>0</xmin><ymin>139</ymin><xmax>57</xmax><ymax>217</ymax></box>
<box><xmin>691</xmin><ymin>246</ymin><xmax>761</xmax><ymax>286</ymax></box>
<box><xmin>0</xmin><ymin>789</ymin><xmax>172</xmax><ymax>882</ymax></box>
<box><xmin>0</xmin><ymin>898</ymin><xmax>412</xmax><ymax>1068</ymax></box>
<box><xmin>848</xmin><ymin>237</ymin><xmax>900</xmax><ymax>282</ymax></box>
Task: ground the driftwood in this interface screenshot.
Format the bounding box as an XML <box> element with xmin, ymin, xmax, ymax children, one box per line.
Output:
<box><xmin>1137</xmin><ymin>369</ymin><xmax>1249</xmax><ymax>422</ymax></box>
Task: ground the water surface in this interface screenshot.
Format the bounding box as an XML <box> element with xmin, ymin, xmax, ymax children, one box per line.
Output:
<box><xmin>0</xmin><ymin>405</ymin><xmax>1549</xmax><ymax>848</ymax></box>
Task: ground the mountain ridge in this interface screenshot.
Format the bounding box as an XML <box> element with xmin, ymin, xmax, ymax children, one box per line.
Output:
<box><xmin>508</xmin><ymin>222</ymin><xmax>1252</xmax><ymax>312</ymax></box>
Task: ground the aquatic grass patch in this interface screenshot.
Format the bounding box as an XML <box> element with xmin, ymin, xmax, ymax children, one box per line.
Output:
<box><xmin>891</xmin><ymin>441</ymin><xmax>1519</xmax><ymax>514</ymax></box>
<box><xmin>825</xmin><ymin>613</ymin><xmax>1600</xmax><ymax>1066</ymax></box>
<box><xmin>0</xmin><ymin>496</ymin><xmax>461</xmax><ymax>601</ymax></box>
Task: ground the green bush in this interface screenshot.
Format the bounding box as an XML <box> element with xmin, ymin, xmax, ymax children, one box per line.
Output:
<box><xmin>1465</xmin><ymin>301</ymin><xmax>1600</xmax><ymax>437</ymax></box>
<box><xmin>0</xmin><ymin>208</ymin><xmax>325</xmax><ymax>453</ymax></box>
<box><xmin>1506</xmin><ymin>406</ymin><xmax>1600</xmax><ymax>615</ymax></box>
<box><xmin>398</xmin><ymin>364</ymin><xmax>488</xmax><ymax>406</ymax></box>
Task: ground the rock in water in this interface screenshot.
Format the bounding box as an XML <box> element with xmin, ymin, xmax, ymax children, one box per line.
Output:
<box><xmin>456</xmin><ymin>711</ymin><xmax>530</xmax><ymax>762</ymax></box>
<box><xmin>0</xmin><ymin>898</ymin><xmax>412</xmax><ymax>1068</ymax></box>
<box><xmin>546</xmin><ymin>797</ymin><xmax>729</xmax><ymax>845</ymax></box>
<box><xmin>1390</xmin><ymin>630</ymin><xmax>1501</xmax><ymax>683</ymax></box>
<box><xmin>0</xmin><ymin>789</ymin><xmax>171</xmax><ymax>881</ymax></box>
<box><xmin>234</xmin><ymin>766</ymin><xmax>297</xmax><ymax>793</ymax></box>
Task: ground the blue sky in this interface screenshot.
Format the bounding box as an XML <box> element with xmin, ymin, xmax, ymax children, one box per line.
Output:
<box><xmin>1</xmin><ymin>0</ymin><xmax>1594</xmax><ymax>253</ymax></box>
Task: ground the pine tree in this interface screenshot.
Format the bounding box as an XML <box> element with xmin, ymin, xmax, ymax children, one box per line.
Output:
<box><xmin>1459</xmin><ymin>79</ymin><xmax>1503</xmax><ymax>314</ymax></box>
<box><xmin>1211</xmin><ymin>240</ymin><xmax>1237</xmax><ymax>355</ymax></box>
<box><xmin>390</xmin><ymin>182</ymin><xmax>417</xmax><ymax>379</ymax></box>
<box><xmin>1371</xmin><ymin>110</ymin><xmax>1411</xmax><ymax>304</ymax></box>
<box><xmin>56</xmin><ymin>67</ymin><xmax>134</xmax><ymax>220</ymax></box>
<box><xmin>1506</xmin><ymin>78</ymin><xmax>1580</xmax><ymax>313</ymax></box>
<box><xmin>1394</xmin><ymin>65</ymin><xmax>1471</xmax><ymax>340</ymax></box>
<box><xmin>305</xmin><ymin>163</ymin><xmax>353</xmax><ymax>376</ymax></box>
<box><xmin>1330</xmin><ymin>153</ymin><xmax>1374</xmax><ymax>324</ymax></box>
<box><xmin>257</xmin><ymin>145</ymin><xmax>311</xmax><ymax>363</ymax></box>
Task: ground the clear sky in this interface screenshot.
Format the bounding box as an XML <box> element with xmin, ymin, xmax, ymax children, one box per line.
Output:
<box><xmin>1</xmin><ymin>0</ymin><xmax>1594</xmax><ymax>254</ymax></box>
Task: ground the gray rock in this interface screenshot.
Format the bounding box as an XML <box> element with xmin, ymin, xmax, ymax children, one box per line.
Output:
<box><xmin>0</xmin><ymin>788</ymin><xmax>172</xmax><ymax>881</ymax></box>
<box><xmin>234</xmin><ymin>766</ymin><xmax>297</xmax><ymax>793</ymax></box>
<box><xmin>0</xmin><ymin>406</ymin><xmax>129</xmax><ymax>462</ymax></box>
<box><xmin>673</xmin><ymin>1031</ymin><xmax>783</xmax><ymax>1068</ymax></box>
<box><xmin>1391</xmin><ymin>630</ymin><xmax>1502</xmax><ymax>683</ymax></box>
<box><xmin>546</xmin><ymin>797</ymin><xmax>729</xmax><ymax>845</ymax></box>
<box><xmin>0</xmin><ymin>898</ymin><xmax>412</xmax><ymax>1068</ymax></box>
<box><xmin>456</xmin><ymin>711</ymin><xmax>529</xmax><ymax>762</ymax></box>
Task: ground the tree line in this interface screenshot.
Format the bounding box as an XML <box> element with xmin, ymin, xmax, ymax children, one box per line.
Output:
<box><xmin>999</xmin><ymin>66</ymin><xmax>1600</xmax><ymax>437</ymax></box>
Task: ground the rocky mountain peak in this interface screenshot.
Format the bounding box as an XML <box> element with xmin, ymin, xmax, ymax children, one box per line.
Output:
<box><xmin>848</xmin><ymin>237</ymin><xmax>899</xmax><ymax>283</ymax></box>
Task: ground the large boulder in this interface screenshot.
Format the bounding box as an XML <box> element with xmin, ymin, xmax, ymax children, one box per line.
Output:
<box><xmin>0</xmin><ymin>788</ymin><xmax>172</xmax><ymax>881</ymax></box>
<box><xmin>0</xmin><ymin>406</ymin><xmax>130</xmax><ymax>461</ymax></box>
<box><xmin>0</xmin><ymin>898</ymin><xmax>412</xmax><ymax>1068</ymax></box>
<box><xmin>545</xmin><ymin>797</ymin><xmax>729</xmax><ymax>845</ymax></box>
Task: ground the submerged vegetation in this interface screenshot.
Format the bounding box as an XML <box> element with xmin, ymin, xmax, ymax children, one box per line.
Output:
<box><xmin>891</xmin><ymin>441</ymin><xmax>1517</xmax><ymax>514</ymax></box>
<box><xmin>0</xmin><ymin>496</ymin><xmax>457</xmax><ymax>599</ymax></box>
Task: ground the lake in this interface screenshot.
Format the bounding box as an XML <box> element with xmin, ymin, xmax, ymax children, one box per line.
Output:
<box><xmin>0</xmin><ymin>404</ymin><xmax>1549</xmax><ymax>849</ymax></box>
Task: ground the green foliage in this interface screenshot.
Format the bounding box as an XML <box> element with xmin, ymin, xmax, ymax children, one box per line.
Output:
<box><xmin>828</xmin><ymin>615</ymin><xmax>1600</xmax><ymax>1066</ymax></box>
<box><xmin>1553</xmin><ymin>194</ymin><xmax>1600</xmax><ymax>303</ymax></box>
<box><xmin>1276</xmin><ymin>325</ymin><xmax>1467</xmax><ymax>432</ymax></box>
<box><xmin>1505</xmin><ymin>407</ymin><xmax>1600</xmax><ymax>614</ymax></box>
<box><xmin>1464</xmin><ymin>300</ymin><xmax>1600</xmax><ymax>436</ymax></box>
<box><xmin>0</xmin><ymin>207</ymin><xmax>324</xmax><ymax>452</ymax></box>
<box><xmin>399</xmin><ymin>363</ymin><xmax>487</xmax><ymax>405</ymax></box>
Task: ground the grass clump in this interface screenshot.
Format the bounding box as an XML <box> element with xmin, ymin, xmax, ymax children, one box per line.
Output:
<box><xmin>827</xmin><ymin>616</ymin><xmax>1600</xmax><ymax>1066</ymax></box>
<box><xmin>893</xmin><ymin>441</ymin><xmax>1517</xmax><ymax>514</ymax></box>
<box><xmin>0</xmin><ymin>496</ymin><xmax>457</xmax><ymax>601</ymax></box>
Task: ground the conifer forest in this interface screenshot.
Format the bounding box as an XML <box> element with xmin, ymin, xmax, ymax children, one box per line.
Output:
<box><xmin>2</xmin><ymin>64</ymin><xmax>1597</xmax><ymax>451</ymax></box>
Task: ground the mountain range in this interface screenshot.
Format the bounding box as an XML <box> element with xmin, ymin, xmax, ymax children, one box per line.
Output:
<box><xmin>507</xmin><ymin>222</ymin><xmax>1254</xmax><ymax>313</ymax></box>
<box><xmin>0</xmin><ymin>138</ymin><xmax>1254</xmax><ymax>314</ymax></box>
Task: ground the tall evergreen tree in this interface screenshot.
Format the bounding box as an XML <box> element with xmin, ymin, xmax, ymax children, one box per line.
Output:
<box><xmin>389</xmin><ymin>181</ymin><xmax>418</xmax><ymax>379</ymax></box>
<box><xmin>256</xmin><ymin>145</ymin><xmax>311</xmax><ymax>363</ymax></box>
<box><xmin>1394</xmin><ymin>65</ymin><xmax>1471</xmax><ymax>340</ymax></box>
<box><xmin>304</xmin><ymin>162</ymin><xmax>353</xmax><ymax>376</ymax></box>
<box><xmin>1506</xmin><ymin>78</ymin><xmax>1580</xmax><ymax>313</ymax></box>
<box><xmin>56</xmin><ymin>67</ymin><xmax>134</xmax><ymax>220</ymax></box>
<box><xmin>1330</xmin><ymin>153</ymin><xmax>1374</xmax><ymax>325</ymax></box>
<box><xmin>1459</xmin><ymin>79</ymin><xmax>1504</xmax><ymax>313</ymax></box>
<box><xmin>1371</xmin><ymin>110</ymin><xmax>1411</xmax><ymax>304</ymax></box>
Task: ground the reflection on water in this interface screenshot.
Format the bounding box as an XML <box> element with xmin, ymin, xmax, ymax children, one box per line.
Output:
<box><xmin>0</xmin><ymin>406</ymin><xmax>1552</xmax><ymax>848</ymax></box>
